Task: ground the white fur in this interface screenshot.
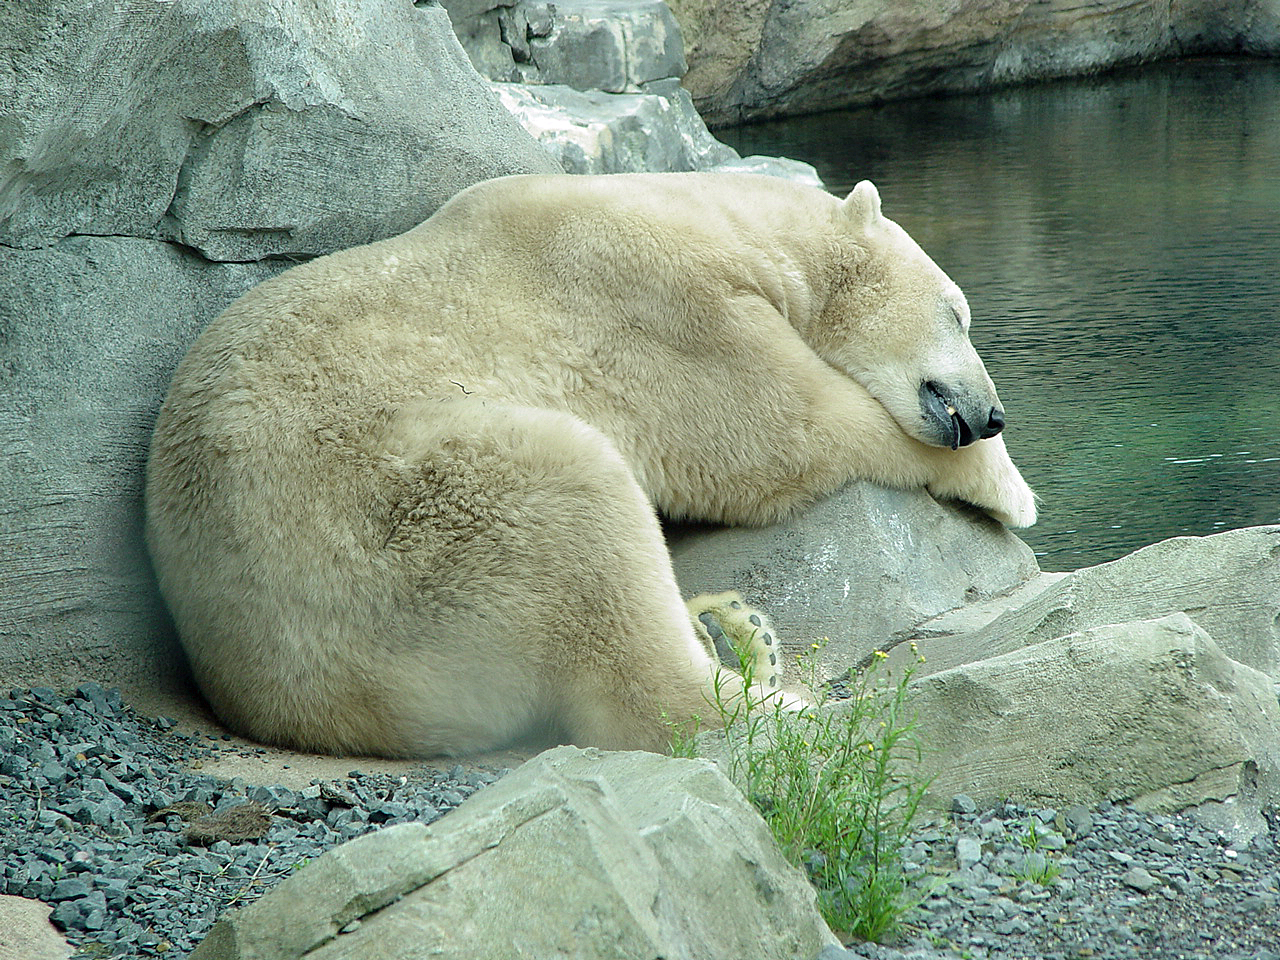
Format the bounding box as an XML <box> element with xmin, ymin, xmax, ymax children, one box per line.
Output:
<box><xmin>145</xmin><ymin>172</ymin><xmax>1036</xmax><ymax>758</ymax></box>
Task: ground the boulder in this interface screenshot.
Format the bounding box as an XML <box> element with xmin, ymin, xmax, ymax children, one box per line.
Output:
<box><xmin>0</xmin><ymin>239</ymin><xmax>283</xmax><ymax>692</ymax></box>
<box><xmin>0</xmin><ymin>896</ymin><xmax>70</xmax><ymax>960</ymax></box>
<box><xmin>0</xmin><ymin>0</ymin><xmax>560</xmax><ymax>260</ymax></box>
<box><xmin>904</xmin><ymin>614</ymin><xmax>1280</xmax><ymax>815</ymax></box>
<box><xmin>190</xmin><ymin>746</ymin><xmax>839</xmax><ymax>960</ymax></box>
<box><xmin>0</xmin><ymin>0</ymin><xmax>560</xmax><ymax>699</ymax></box>
<box><xmin>665</xmin><ymin>0</ymin><xmax>1280</xmax><ymax>125</ymax></box>
<box><xmin>668</xmin><ymin>481</ymin><xmax>1041</xmax><ymax>681</ymax></box>
<box><xmin>894</xmin><ymin>525</ymin><xmax>1280</xmax><ymax>681</ymax></box>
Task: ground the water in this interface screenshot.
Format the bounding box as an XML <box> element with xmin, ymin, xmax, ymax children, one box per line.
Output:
<box><xmin>720</xmin><ymin>58</ymin><xmax>1280</xmax><ymax>571</ymax></box>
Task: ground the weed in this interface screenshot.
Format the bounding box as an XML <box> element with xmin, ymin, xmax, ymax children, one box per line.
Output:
<box><xmin>663</xmin><ymin>709</ymin><xmax>702</xmax><ymax>759</ymax></box>
<box><xmin>1013</xmin><ymin>822</ymin><xmax>1062</xmax><ymax>885</ymax></box>
<box><xmin>691</xmin><ymin>636</ymin><xmax>930</xmax><ymax>943</ymax></box>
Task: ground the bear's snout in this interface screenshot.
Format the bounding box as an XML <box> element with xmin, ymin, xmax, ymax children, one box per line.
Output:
<box><xmin>921</xmin><ymin>381</ymin><xmax>1005</xmax><ymax>449</ymax></box>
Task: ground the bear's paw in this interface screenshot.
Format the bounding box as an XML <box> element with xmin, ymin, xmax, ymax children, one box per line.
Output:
<box><xmin>687</xmin><ymin>591</ymin><xmax>784</xmax><ymax>691</ymax></box>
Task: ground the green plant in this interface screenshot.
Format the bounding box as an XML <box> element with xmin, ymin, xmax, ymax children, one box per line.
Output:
<box><xmin>1018</xmin><ymin>819</ymin><xmax>1045</xmax><ymax>851</ymax></box>
<box><xmin>663</xmin><ymin>709</ymin><xmax>702</xmax><ymax>759</ymax></box>
<box><xmin>1013</xmin><ymin>821</ymin><xmax>1061</xmax><ymax>885</ymax></box>
<box><xmin>697</xmin><ymin>638</ymin><xmax>930</xmax><ymax>943</ymax></box>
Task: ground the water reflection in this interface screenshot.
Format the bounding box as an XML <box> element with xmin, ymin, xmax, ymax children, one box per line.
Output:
<box><xmin>720</xmin><ymin>58</ymin><xmax>1280</xmax><ymax>570</ymax></box>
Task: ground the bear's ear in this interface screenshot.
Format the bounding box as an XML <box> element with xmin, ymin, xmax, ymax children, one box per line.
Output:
<box><xmin>841</xmin><ymin>180</ymin><xmax>883</xmax><ymax>232</ymax></box>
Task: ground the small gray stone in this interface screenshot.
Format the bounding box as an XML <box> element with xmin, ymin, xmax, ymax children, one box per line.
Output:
<box><xmin>952</xmin><ymin>794</ymin><xmax>978</xmax><ymax>815</ymax></box>
<box><xmin>1037</xmin><ymin>831</ymin><xmax>1068</xmax><ymax>851</ymax></box>
<box><xmin>1121</xmin><ymin>866</ymin><xmax>1161</xmax><ymax>893</ymax></box>
<box><xmin>956</xmin><ymin>836</ymin><xmax>982</xmax><ymax>870</ymax></box>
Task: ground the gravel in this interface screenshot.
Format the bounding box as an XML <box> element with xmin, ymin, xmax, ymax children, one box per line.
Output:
<box><xmin>822</xmin><ymin>794</ymin><xmax>1280</xmax><ymax>960</ymax></box>
<box><xmin>5</xmin><ymin>685</ymin><xmax>1280</xmax><ymax>960</ymax></box>
<box><xmin>0</xmin><ymin>685</ymin><xmax>503</xmax><ymax>957</ymax></box>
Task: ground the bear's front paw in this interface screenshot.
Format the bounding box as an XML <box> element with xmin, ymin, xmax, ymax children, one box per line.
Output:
<box><xmin>930</xmin><ymin>435</ymin><xmax>1038</xmax><ymax>528</ymax></box>
<box><xmin>987</xmin><ymin>473</ymin><xmax>1038</xmax><ymax>528</ymax></box>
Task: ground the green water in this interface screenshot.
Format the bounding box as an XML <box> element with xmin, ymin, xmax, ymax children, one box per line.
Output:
<box><xmin>720</xmin><ymin>58</ymin><xmax>1280</xmax><ymax>571</ymax></box>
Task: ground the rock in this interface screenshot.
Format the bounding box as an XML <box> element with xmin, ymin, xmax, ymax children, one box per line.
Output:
<box><xmin>665</xmin><ymin>0</ymin><xmax>1280</xmax><ymax>125</ymax></box>
<box><xmin>956</xmin><ymin>836</ymin><xmax>982</xmax><ymax>870</ymax></box>
<box><xmin>1121</xmin><ymin>866</ymin><xmax>1161</xmax><ymax>893</ymax></box>
<box><xmin>0</xmin><ymin>0</ymin><xmax>560</xmax><ymax>260</ymax></box>
<box><xmin>903</xmin><ymin>614</ymin><xmax>1280</xmax><ymax>814</ymax></box>
<box><xmin>493</xmin><ymin>81</ymin><xmax>822</xmax><ymax>180</ymax></box>
<box><xmin>709</xmin><ymin>153</ymin><xmax>827</xmax><ymax>186</ymax></box>
<box><xmin>896</xmin><ymin>526</ymin><xmax>1280</xmax><ymax>681</ymax></box>
<box><xmin>0</xmin><ymin>895</ymin><xmax>71</xmax><ymax>960</ymax></box>
<box><xmin>444</xmin><ymin>0</ymin><xmax>687</xmax><ymax>94</ymax></box>
<box><xmin>189</xmin><ymin>746</ymin><xmax>838</xmax><ymax>959</ymax></box>
<box><xmin>492</xmin><ymin>82</ymin><xmax>738</xmax><ymax>173</ymax></box>
<box><xmin>450</xmin><ymin>0</ymin><xmax>822</xmax><ymax>181</ymax></box>
<box><xmin>0</xmin><ymin>238</ymin><xmax>282</xmax><ymax>693</ymax></box>
<box><xmin>667</xmin><ymin>481</ymin><xmax>1040</xmax><ymax>682</ymax></box>
<box><xmin>0</xmin><ymin>0</ymin><xmax>560</xmax><ymax>699</ymax></box>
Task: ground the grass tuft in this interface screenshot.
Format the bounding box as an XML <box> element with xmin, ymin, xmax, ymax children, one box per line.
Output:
<box><xmin>684</xmin><ymin>636</ymin><xmax>930</xmax><ymax>944</ymax></box>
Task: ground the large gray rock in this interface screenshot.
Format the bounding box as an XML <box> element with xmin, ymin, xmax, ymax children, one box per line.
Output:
<box><xmin>0</xmin><ymin>239</ymin><xmax>283</xmax><ymax>692</ymax></box>
<box><xmin>0</xmin><ymin>0</ymin><xmax>560</xmax><ymax>260</ymax></box>
<box><xmin>668</xmin><ymin>481</ymin><xmax>1041</xmax><ymax>681</ymax></box>
<box><xmin>0</xmin><ymin>0</ymin><xmax>560</xmax><ymax>698</ymax></box>
<box><xmin>445</xmin><ymin>0</ymin><xmax>687</xmax><ymax>93</ymax></box>
<box><xmin>666</xmin><ymin>0</ymin><xmax>1280</xmax><ymax>125</ymax></box>
<box><xmin>905</xmin><ymin>614</ymin><xmax>1280</xmax><ymax>815</ymax></box>
<box><xmin>190</xmin><ymin>746</ymin><xmax>838</xmax><ymax>960</ymax></box>
<box><xmin>0</xmin><ymin>896</ymin><xmax>70</xmax><ymax>960</ymax></box>
<box><xmin>895</xmin><ymin>525</ymin><xmax>1280</xmax><ymax>681</ymax></box>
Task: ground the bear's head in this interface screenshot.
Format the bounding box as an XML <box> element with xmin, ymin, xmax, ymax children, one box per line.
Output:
<box><xmin>812</xmin><ymin>181</ymin><xmax>1007</xmax><ymax>451</ymax></box>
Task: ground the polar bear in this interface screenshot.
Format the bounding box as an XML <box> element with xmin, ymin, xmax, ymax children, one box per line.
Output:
<box><xmin>145</xmin><ymin>172</ymin><xmax>1035</xmax><ymax>758</ymax></box>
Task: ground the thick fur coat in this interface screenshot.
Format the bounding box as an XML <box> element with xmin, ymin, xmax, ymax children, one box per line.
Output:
<box><xmin>145</xmin><ymin>173</ymin><xmax>1035</xmax><ymax>757</ymax></box>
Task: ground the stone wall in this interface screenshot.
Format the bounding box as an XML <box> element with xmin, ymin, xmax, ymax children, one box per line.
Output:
<box><xmin>666</xmin><ymin>0</ymin><xmax>1280</xmax><ymax>125</ymax></box>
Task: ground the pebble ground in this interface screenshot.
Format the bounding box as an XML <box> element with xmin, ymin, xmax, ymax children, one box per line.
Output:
<box><xmin>2</xmin><ymin>685</ymin><xmax>1277</xmax><ymax>959</ymax></box>
<box><xmin>825</xmin><ymin>795</ymin><xmax>1280</xmax><ymax>960</ymax></box>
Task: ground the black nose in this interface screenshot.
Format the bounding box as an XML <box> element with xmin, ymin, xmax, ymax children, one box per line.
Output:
<box><xmin>981</xmin><ymin>408</ymin><xmax>1006</xmax><ymax>439</ymax></box>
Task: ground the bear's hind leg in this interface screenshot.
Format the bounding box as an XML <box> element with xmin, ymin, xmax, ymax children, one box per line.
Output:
<box><xmin>687</xmin><ymin>592</ymin><xmax>786</xmax><ymax>692</ymax></box>
<box><xmin>379</xmin><ymin>398</ymin><xmax>755</xmax><ymax>754</ymax></box>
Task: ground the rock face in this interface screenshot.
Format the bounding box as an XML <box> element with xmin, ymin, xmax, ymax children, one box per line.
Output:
<box><xmin>668</xmin><ymin>481</ymin><xmax>1041</xmax><ymax>680</ymax></box>
<box><xmin>445</xmin><ymin>0</ymin><xmax>687</xmax><ymax>93</ymax></box>
<box><xmin>190</xmin><ymin>747</ymin><xmax>838</xmax><ymax>960</ymax></box>
<box><xmin>443</xmin><ymin>0</ymin><xmax>820</xmax><ymax>179</ymax></box>
<box><xmin>665</xmin><ymin>0</ymin><xmax>1280</xmax><ymax>125</ymax></box>
<box><xmin>0</xmin><ymin>239</ymin><xmax>281</xmax><ymax>691</ymax></box>
<box><xmin>0</xmin><ymin>0</ymin><xmax>560</xmax><ymax>695</ymax></box>
<box><xmin>0</xmin><ymin>0</ymin><xmax>559</xmax><ymax>261</ymax></box>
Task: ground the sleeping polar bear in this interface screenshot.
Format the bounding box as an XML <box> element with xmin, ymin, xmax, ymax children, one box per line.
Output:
<box><xmin>145</xmin><ymin>173</ymin><xmax>1036</xmax><ymax>758</ymax></box>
